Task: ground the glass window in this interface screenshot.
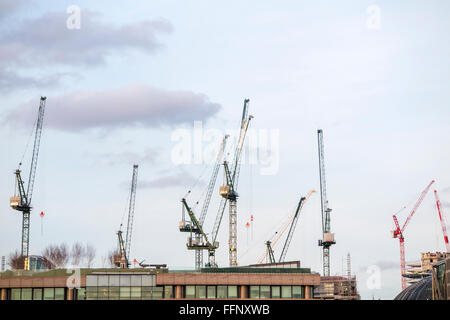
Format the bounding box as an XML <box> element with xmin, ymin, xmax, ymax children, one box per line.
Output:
<box><xmin>109</xmin><ymin>275</ymin><xmax>120</xmax><ymax>286</ymax></box>
<box><xmin>164</xmin><ymin>286</ymin><xmax>173</xmax><ymax>299</ymax></box>
<box><xmin>260</xmin><ymin>286</ymin><xmax>270</xmax><ymax>299</ymax></box>
<box><xmin>217</xmin><ymin>286</ymin><xmax>227</xmax><ymax>299</ymax></box>
<box><xmin>271</xmin><ymin>286</ymin><xmax>280</xmax><ymax>298</ymax></box>
<box><xmin>131</xmin><ymin>275</ymin><xmax>141</xmax><ymax>286</ymax></box>
<box><xmin>120</xmin><ymin>287</ymin><xmax>131</xmax><ymax>300</ymax></box>
<box><xmin>250</xmin><ymin>286</ymin><xmax>260</xmax><ymax>299</ymax></box>
<box><xmin>131</xmin><ymin>287</ymin><xmax>141</xmax><ymax>299</ymax></box>
<box><xmin>76</xmin><ymin>288</ymin><xmax>85</xmax><ymax>300</ymax></box>
<box><xmin>11</xmin><ymin>288</ymin><xmax>21</xmax><ymax>300</ymax></box>
<box><xmin>281</xmin><ymin>286</ymin><xmax>292</xmax><ymax>299</ymax></box>
<box><xmin>86</xmin><ymin>287</ymin><xmax>97</xmax><ymax>300</ymax></box>
<box><xmin>292</xmin><ymin>286</ymin><xmax>302</xmax><ymax>299</ymax></box>
<box><xmin>21</xmin><ymin>288</ymin><xmax>32</xmax><ymax>300</ymax></box>
<box><xmin>228</xmin><ymin>286</ymin><xmax>238</xmax><ymax>298</ymax></box>
<box><xmin>196</xmin><ymin>286</ymin><xmax>206</xmax><ymax>299</ymax></box>
<box><xmin>207</xmin><ymin>286</ymin><xmax>216</xmax><ymax>299</ymax></box>
<box><xmin>86</xmin><ymin>275</ymin><xmax>97</xmax><ymax>286</ymax></box>
<box><xmin>98</xmin><ymin>287</ymin><xmax>108</xmax><ymax>300</ymax></box>
<box><xmin>142</xmin><ymin>287</ymin><xmax>153</xmax><ymax>300</ymax></box>
<box><xmin>109</xmin><ymin>287</ymin><xmax>119</xmax><ymax>300</ymax></box>
<box><xmin>186</xmin><ymin>286</ymin><xmax>195</xmax><ymax>298</ymax></box>
<box><xmin>55</xmin><ymin>288</ymin><xmax>65</xmax><ymax>300</ymax></box>
<box><xmin>120</xmin><ymin>275</ymin><xmax>131</xmax><ymax>286</ymax></box>
<box><xmin>44</xmin><ymin>288</ymin><xmax>55</xmax><ymax>300</ymax></box>
<box><xmin>153</xmin><ymin>287</ymin><xmax>163</xmax><ymax>299</ymax></box>
<box><xmin>33</xmin><ymin>288</ymin><xmax>43</xmax><ymax>300</ymax></box>
<box><xmin>98</xmin><ymin>275</ymin><xmax>108</xmax><ymax>286</ymax></box>
<box><xmin>142</xmin><ymin>275</ymin><xmax>154</xmax><ymax>286</ymax></box>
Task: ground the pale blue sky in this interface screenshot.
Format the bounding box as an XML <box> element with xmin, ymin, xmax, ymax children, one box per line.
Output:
<box><xmin>1</xmin><ymin>1</ymin><xmax>450</xmax><ymax>299</ymax></box>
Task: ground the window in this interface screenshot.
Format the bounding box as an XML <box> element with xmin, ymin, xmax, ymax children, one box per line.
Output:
<box><xmin>55</xmin><ymin>288</ymin><xmax>65</xmax><ymax>300</ymax></box>
<box><xmin>11</xmin><ymin>288</ymin><xmax>21</xmax><ymax>300</ymax></box>
<box><xmin>217</xmin><ymin>286</ymin><xmax>227</xmax><ymax>299</ymax></box>
<box><xmin>207</xmin><ymin>286</ymin><xmax>216</xmax><ymax>299</ymax></box>
<box><xmin>109</xmin><ymin>275</ymin><xmax>120</xmax><ymax>286</ymax></box>
<box><xmin>131</xmin><ymin>275</ymin><xmax>142</xmax><ymax>286</ymax></box>
<box><xmin>164</xmin><ymin>286</ymin><xmax>174</xmax><ymax>299</ymax></box>
<box><xmin>142</xmin><ymin>287</ymin><xmax>153</xmax><ymax>300</ymax></box>
<box><xmin>98</xmin><ymin>287</ymin><xmax>108</xmax><ymax>300</ymax></box>
<box><xmin>119</xmin><ymin>275</ymin><xmax>131</xmax><ymax>286</ymax></box>
<box><xmin>131</xmin><ymin>287</ymin><xmax>141</xmax><ymax>299</ymax></box>
<box><xmin>228</xmin><ymin>286</ymin><xmax>238</xmax><ymax>298</ymax></box>
<box><xmin>98</xmin><ymin>275</ymin><xmax>108</xmax><ymax>286</ymax></box>
<box><xmin>86</xmin><ymin>275</ymin><xmax>97</xmax><ymax>286</ymax></box>
<box><xmin>142</xmin><ymin>275</ymin><xmax>154</xmax><ymax>286</ymax></box>
<box><xmin>44</xmin><ymin>288</ymin><xmax>55</xmax><ymax>300</ymax></box>
<box><xmin>196</xmin><ymin>286</ymin><xmax>206</xmax><ymax>299</ymax></box>
<box><xmin>292</xmin><ymin>286</ymin><xmax>302</xmax><ymax>299</ymax></box>
<box><xmin>271</xmin><ymin>286</ymin><xmax>280</xmax><ymax>298</ymax></box>
<box><xmin>86</xmin><ymin>287</ymin><xmax>97</xmax><ymax>300</ymax></box>
<box><xmin>281</xmin><ymin>286</ymin><xmax>292</xmax><ymax>299</ymax></box>
<box><xmin>260</xmin><ymin>286</ymin><xmax>270</xmax><ymax>299</ymax></box>
<box><xmin>120</xmin><ymin>287</ymin><xmax>131</xmax><ymax>300</ymax></box>
<box><xmin>109</xmin><ymin>287</ymin><xmax>119</xmax><ymax>300</ymax></box>
<box><xmin>185</xmin><ymin>286</ymin><xmax>195</xmax><ymax>298</ymax></box>
<box><xmin>153</xmin><ymin>287</ymin><xmax>163</xmax><ymax>299</ymax></box>
<box><xmin>76</xmin><ymin>288</ymin><xmax>85</xmax><ymax>300</ymax></box>
<box><xmin>21</xmin><ymin>288</ymin><xmax>32</xmax><ymax>300</ymax></box>
<box><xmin>250</xmin><ymin>286</ymin><xmax>260</xmax><ymax>299</ymax></box>
<box><xmin>33</xmin><ymin>288</ymin><xmax>43</xmax><ymax>300</ymax></box>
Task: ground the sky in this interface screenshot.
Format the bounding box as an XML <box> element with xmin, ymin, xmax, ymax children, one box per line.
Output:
<box><xmin>1</xmin><ymin>0</ymin><xmax>450</xmax><ymax>300</ymax></box>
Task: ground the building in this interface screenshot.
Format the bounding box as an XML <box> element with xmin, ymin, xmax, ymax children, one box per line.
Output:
<box><xmin>404</xmin><ymin>252</ymin><xmax>447</xmax><ymax>287</ymax></box>
<box><xmin>314</xmin><ymin>276</ymin><xmax>360</xmax><ymax>300</ymax></box>
<box><xmin>431</xmin><ymin>255</ymin><xmax>449</xmax><ymax>300</ymax></box>
<box><xmin>0</xmin><ymin>263</ymin><xmax>320</xmax><ymax>300</ymax></box>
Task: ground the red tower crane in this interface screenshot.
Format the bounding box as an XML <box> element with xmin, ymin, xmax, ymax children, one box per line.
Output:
<box><xmin>434</xmin><ymin>190</ymin><xmax>450</xmax><ymax>253</ymax></box>
<box><xmin>391</xmin><ymin>180</ymin><xmax>435</xmax><ymax>290</ymax></box>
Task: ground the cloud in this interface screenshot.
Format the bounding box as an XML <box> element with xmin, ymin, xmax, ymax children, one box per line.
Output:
<box><xmin>359</xmin><ymin>260</ymin><xmax>398</xmax><ymax>272</ymax></box>
<box><xmin>138</xmin><ymin>172</ymin><xmax>198</xmax><ymax>189</ymax></box>
<box><xmin>100</xmin><ymin>148</ymin><xmax>160</xmax><ymax>166</ymax></box>
<box><xmin>0</xmin><ymin>0</ymin><xmax>26</xmax><ymax>20</ymax></box>
<box><xmin>0</xmin><ymin>10</ymin><xmax>172</xmax><ymax>91</ymax></box>
<box><xmin>5</xmin><ymin>84</ymin><xmax>221</xmax><ymax>131</ymax></box>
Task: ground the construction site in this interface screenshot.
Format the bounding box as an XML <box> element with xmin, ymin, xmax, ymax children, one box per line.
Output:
<box><xmin>1</xmin><ymin>96</ymin><xmax>448</xmax><ymax>301</ymax></box>
<box><xmin>1</xmin><ymin>3</ymin><xmax>450</xmax><ymax>303</ymax></box>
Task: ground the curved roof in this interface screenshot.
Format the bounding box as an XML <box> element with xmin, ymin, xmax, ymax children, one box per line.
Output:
<box><xmin>394</xmin><ymin>276</ymin><xmax>432</xmax><ymax>300</ymax></box>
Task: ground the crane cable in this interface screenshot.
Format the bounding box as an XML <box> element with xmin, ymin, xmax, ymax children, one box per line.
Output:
<box><xmin>18</xmin><ymin>115</ymin><xmax>38</xmax><ymax>169</ymax></box>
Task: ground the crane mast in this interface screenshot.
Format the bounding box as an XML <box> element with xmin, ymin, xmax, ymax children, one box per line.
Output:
<box><xmin>10</xmin><ymin>96</ymin><xmax>46</xmax><ymax>270</ymax></box>
<box><xmin>115</xmin><ymin>164</ymin><xmax>139</xmax><ymax>269</ymax></box>
<box><xmin>317</xmin><ymin>129</ymin><xmax>335</xmax><ymax>277</ymax></box>
<box><xmin>219</xmin><ymin>99</ymin><xmax>253</xmax><ymax>267</ymax></box>
<box><xmin>279</xmin><ymin>190</ymin><xmax>315</xmax><ymax>262</ymax></box>
<box><xmin>391</xmin><ymin>179</ymin><xmax>435</xmax><ymax>290</ymax></box>
<box><xmin>434</xmin><ymin>190</ymin><xmax>450</xmax><ymax>253</ymax></box>
<box><xmin>195</xmin><ymin>135</ymin><xmax>228</xmax><ymax>269</ymax></box>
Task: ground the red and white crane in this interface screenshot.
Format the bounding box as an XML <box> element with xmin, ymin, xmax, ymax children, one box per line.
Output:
<box><xmin>391</xmin><ymin>179</ymin><xmax>435</xmax><ymax>290</ymax></box>
<box><xmin>433</xmin><ymin>190</ymin><xmax>450</xmax><ymax>253</ymax></box>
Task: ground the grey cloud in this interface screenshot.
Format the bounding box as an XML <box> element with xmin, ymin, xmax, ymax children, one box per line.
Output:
<box><xmin>0</xmin><ymin>10</ymin><xmax>172</xmax><ymax>91</ymax></box>
<box><xmin>1</xmin><ymin>10</ymin><xmax>172</xmax><ymax>67</ymax></box>
<box><xmin>101</xmin><ymin>148</ymin><xmax>160</xmax><ymax>166</ymax></box>
<box><xmin>5</xmin><ymin>84</ymin><xmax>221</xmax><ymax>131</ymax></box>
<box><xmin>358</xmin><ymin>260</ymin><xmax>398</xmax><ymax>272</ymax></box>
<box><xmin>138</xmin><ymin>172</ymin><xmax>198</xmax><ymax>189</ymax></box>
<box><xmin>0</xmin><ymin>0</ymin><xmax>26</xmax><ymax>20</ymax></box>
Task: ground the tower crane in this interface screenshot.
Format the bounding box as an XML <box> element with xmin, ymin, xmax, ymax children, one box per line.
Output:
<box><xmin>10</xmin><ymin>96</ymin><xmax>47</xmax><ymax>270</ymax></box>
<box><xmin>265</xmin><ymin>241</ymin><xmax>276</xmax><ymax>264</ymax></box>
<box><xmin>433</xmin><ymin>190</ymin><xmax>450</xmax><ymax>253</ymax></box>
<box><xmin>219</xmin><ymin>99</ymin><xmax>253</xmax><ymax>266</ymax></box>
<box><xmin>391</xmin><ymin>179</ymin><xmax>435</xmax><ymax>290</ymax></box>
<box><xmin>317</xmin><ymin>129</ymin><xmax>335</xmax><ymax>277</ymax></box>
<box><xmin>279</xmin><ymin>190</ymin><xmax>315</xmax><ymax>262</ymax></box>
<box><xmin>179</xmin><ymin>135</ymin><xmax>228</xmax><ymax>269</ymax></box>
<box><xmin>114</xmin><ymin>164</ymin><xmax>139</xmax><ymax>269</ymax></box>
<box><xmin>257</xmin><ymin>190</ymin><xmax>315</xmax><ymax>264</ymax></box>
